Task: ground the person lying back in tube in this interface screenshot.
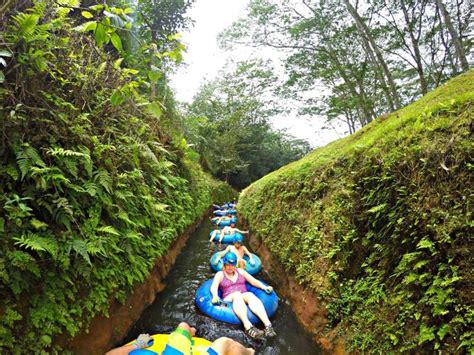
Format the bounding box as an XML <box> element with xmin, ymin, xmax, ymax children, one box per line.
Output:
<box><xmin>213</xmin><ymin>234</ymin><xmax>254</xmax><ymax>268</ymax></box>
<box><xmin>209</xmin><ymin>221</ymin><xmax>248</xmax><ymax>243</ymax></box>
<box><xmin>210</xmin><ymin>252</ymin><xmax>276</xmax><ymax>340</ymax></box>
<box><xmin>210</xmin><ymin>213</ymin><xmax>234</xmax><ymax>226</ymax></box>
<box><xmin>106</xmin><ymin>322</ymin><xmax>255</xmax><ymax>355</ymax></box>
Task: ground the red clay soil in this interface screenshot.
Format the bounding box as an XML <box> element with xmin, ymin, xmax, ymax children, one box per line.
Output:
<box><xmin>249</xmin><ymin>233</ymin><xmax>346</xmax><ymax>354</ymax></box>
<box><xmin>57</xmin><ymin>213</ymin><xmax>207</xmax><ymax>354</ymax></box>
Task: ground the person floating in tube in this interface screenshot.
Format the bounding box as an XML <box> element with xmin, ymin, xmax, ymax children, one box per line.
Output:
<box><xmin>106</xmin><ymin>322</ymin><xmax>255</xmax><ymax>355</ymax></box>
<box><xmin>210</xmin><ymin>213</ymin><xmax>235</xmax><ymax>227</ymax></box>
<box><xmin>209</xmin><ymin>221</ymin><xmax>248</xmax><ymax>243</ymax></box>
<box><xmin>213</xmin><ymin>234</ymin><xmax>254</xmax><ymax>269</ymax></box>
<box><xmin>210</xmin><ymin>252</ymin><xmax>276</xmax><ymax>340</ymax></box>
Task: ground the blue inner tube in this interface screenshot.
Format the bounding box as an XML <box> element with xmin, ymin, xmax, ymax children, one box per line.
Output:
<box><xmin>195</xmin><ymin>279</ymin><xmax>278</xmax><ymax>325</ymax></box>
<box><xmin>210</xmin><ymin>252</ymin><xmax>262</xmax><ymax>275</ymax></box>
<box><xmin>209</xmin><ymin>231</ymin><xmax>236</xmax><ymax>244</ymax></box>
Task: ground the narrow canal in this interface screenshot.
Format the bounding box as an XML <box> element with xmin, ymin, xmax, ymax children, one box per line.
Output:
<box><xmin>124</xmin><ymin>219</ymin><xmax>321</xmax><ymax>354</ymax></box>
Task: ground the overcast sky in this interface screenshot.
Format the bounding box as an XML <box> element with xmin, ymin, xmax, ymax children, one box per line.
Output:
<box><xmin>169</xmin><ymin>0</ymin><xmax>344</xmax><ymax>147</ymax></box>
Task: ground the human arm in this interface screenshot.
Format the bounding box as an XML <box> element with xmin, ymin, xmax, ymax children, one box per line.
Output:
<box><xmin>241</xmin><ymin>270</ymin><xmax>273</xmax><ymax>293</ymax></box>
<box><xmin>106</xmin><ymin>334</ymin><xmax>152</xmax><ymax>355</ymax></box>
<box><xmin>213</xmin><ymin>246</ymin><xmax>231</xmax><ymax>264</ymax></box>
<box><xmin>242</xmin><ymin>247</ymin><xmax>255</xmax><ymax>265</ymax></box>
<box><xmin>210</xmin><ymin>272</ymin><xmax>223</xmax><ymax>304</ymax></box>
<box><xmin>234</xmin><ymin>228</ymin><xmax>249</xmax><ymax>234</ymax></box>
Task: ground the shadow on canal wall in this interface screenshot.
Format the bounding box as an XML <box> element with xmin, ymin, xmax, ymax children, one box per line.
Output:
<box><xmin>243</xmin><ymin>220</ymin><xmax>346</xmax><ymax>354</ymax></box>
<box><xmin>61</xmin><ymin>211</ymin><xmax>210</xmax><ymax>354</ymax></box>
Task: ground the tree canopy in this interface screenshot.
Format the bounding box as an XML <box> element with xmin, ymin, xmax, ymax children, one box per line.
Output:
<box><xmin>220</xmin><ymin>0</ymin><xmax>472</xmax><ymax>134</ymax></box>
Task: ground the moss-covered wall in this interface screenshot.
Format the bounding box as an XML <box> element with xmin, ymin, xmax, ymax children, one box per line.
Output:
<box><xmin>239</xmin><ymin>70</ymin><xmax>473</xmax><ymax>352</ymax></box>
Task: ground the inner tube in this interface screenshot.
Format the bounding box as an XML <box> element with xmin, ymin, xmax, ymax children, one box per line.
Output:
<box><xmin>195</xmin><ymin>278</ymin><xmax>278</xmax><ymax>325</ymax></box>
<box><xmin>211</xmin><ymin>217</ymin><xmax>237</xmax><ymax>227</ymax></box>
<box><xmin>210</xmin><ymin>252</ymin><xmax>262</xmax><ymax>275</ymax></box>
<box><xmin>209</xmin><ymin>231</ymin><xmax>240</xmax><ymax>244</ymax></box>
<box><xmin>127</xmin><ymin>334</ymin><xmax>212</xmax><ymax>354</ymax></box>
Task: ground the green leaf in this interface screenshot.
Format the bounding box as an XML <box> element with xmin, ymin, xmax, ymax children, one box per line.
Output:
<box><xmin>110</xmin><ymin>90</ymin><xmax>125</xmax><ymax>106</ymax></box>
<box><xmin>73</xmin><ymin>21</ymin><xmax>97</xmax><ymax>32</ymax></box>
<box><xmin>89</xmin><ymin>4</ymin><xmax>105</xmax><ymax>11</ymax></box>
<box><xmin>148</xmin><ymin>70</ymin><xmax>162</xmax><ymax>83</ymax></box>
<box><xmin>30</xmin><ymin>219</ymin><xmax>48</xmax><ymax>231</ymax></box>
<box><xmin>94</xmin><ymin>23</ymin><xmax>107</xmax><ymax>46</ymax></box>
<box><xmin>0</xmin><ymin>217</ymin><xmax>4</xmax><ymax>232</ymax></box>
<box><xmin>97</xmin><ymin>226</ymin><xmax>120</xmax><ymax>236</ymax></box>
<box><xmin>40</xmin><ymin>335</ymin><xmax>52</xmax><ymax>346</ymax></box>
<box><xmin>110</xmin><ymin>32</ymin><xmax>123</xmax><ymax>51</ymax></box>
<box><xmin>0</xmin><ymin>70</ymin><xmax>4</xmax><ymax>84</ymax></box>
<box><xmin>368</xmin><ymin>203</ymin><xmax>387</xmax><ymax>213</ymax></box>
<box><xmin>418</xmin><ymin>324</ymin><xmax>435</xmax><ymax>344</ymax></box>
<box><xmin>15</xmin><ymin>13</ymin><xmax>39</xmax><ymax>35</ymax></box>
<box><xmin>417</xmin><ymin>239</ymin><xmax>434</xmax><ymax>250</ymax></box>
<box><xmin>147</xmin><ymin>102</ymin><xmax>162</xmax><ymax>118</ymax></box>
<box><xmin>81</xmin><ymin>11</ymin><xmax>94</xmax><ymax>19</ymax></box>
<box><xmin>113</xmin><ymin>58</ymin><xmax>124</xmax><ymax>70</ymax></box>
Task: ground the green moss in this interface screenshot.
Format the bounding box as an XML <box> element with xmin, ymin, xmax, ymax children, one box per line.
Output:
<box><xmin>239</xmin><ymin>70</ymin><xmax>474</xmax><ymax>352</ymax></box>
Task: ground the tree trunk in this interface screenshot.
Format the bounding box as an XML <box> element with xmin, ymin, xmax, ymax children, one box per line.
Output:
<box><xmin>400</xmin><ymin>0</ymin><xmax>428</xmax><ymax>94</ymax></box>
<box><xmin>343</xmin><ymin>0</ymin><xmax>402</xmax><ymax>109</ymax></box>
<box><xmin>435</xmin><ymin>0</ymin><xmax>470</xmax><ymax>72</ymax></box>
<box><xmin>325</xmin><ymin>45</ymin><xmax>375</xmax><ymax>124</ymax></box>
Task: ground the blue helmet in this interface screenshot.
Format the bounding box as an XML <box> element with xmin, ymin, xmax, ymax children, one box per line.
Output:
<box><xmin>233</xmin><ymin>234</ymin><xmax>244</xmax><ymax>244</ymax></box>
<box><xmin>222</xmin><ymin>252</ymin><xmax>238</xmax><ymax>266</ymax></box>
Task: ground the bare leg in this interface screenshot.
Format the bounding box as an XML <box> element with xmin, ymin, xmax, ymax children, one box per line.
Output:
<box><xmin>243</xmin><ymin>292</ymin><xmax>271</xmax><ymax>326</ymax></box>
<box><xmin>225</xmin><ymin>293</ymin><xmax>253</xmax><ymax>330</ymax></box>
<box><xmin>209</xmin><ymin>230</ymin><xmax>218</xmax><ymax>242</ymax></box>
<box><xmin>210</xmin><ymin>337</ymin><xmax>255</xmax><ymax>355</ymax></box>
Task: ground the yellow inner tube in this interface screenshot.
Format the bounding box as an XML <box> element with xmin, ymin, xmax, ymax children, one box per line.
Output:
<box><xmin>127</xmin><ymin>334</ymin><xmax>213</xmax><ymax>354</ymax></box>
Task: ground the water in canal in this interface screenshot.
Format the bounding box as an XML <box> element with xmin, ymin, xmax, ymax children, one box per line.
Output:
<box><xmin>124</xmin><ymin>219</ymin><xmax>321</xmax><ymax>354</ymax></box>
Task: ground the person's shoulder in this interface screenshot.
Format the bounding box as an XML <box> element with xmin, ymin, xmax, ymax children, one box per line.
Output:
<box><xmin>237</xmin><ymin>268</ymin><xmax>248</xmax><ymax>276</ymax></box>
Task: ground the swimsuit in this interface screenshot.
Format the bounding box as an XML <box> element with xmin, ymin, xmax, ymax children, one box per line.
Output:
<box><xmin>220</xmin><ymin>270</ymin><xmax>247</xmax><ymax>299</ymax></box>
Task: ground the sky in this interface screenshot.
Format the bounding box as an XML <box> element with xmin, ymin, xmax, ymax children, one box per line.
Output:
<box><xmin>169</xmin><ymin>0</ymin><xmax>345</xmax><ymax>147</ymax></box>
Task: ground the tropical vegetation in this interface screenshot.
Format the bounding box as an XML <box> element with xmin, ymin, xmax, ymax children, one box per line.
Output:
<box><xmin>238</xmin><ymin>70</ymin><xmax>473</xmax><ymax>352</ymax></box>
<box><xmin>0</xmin><ymin>1</ymin><xmax>234</xmax><ymax>352</ymax></box>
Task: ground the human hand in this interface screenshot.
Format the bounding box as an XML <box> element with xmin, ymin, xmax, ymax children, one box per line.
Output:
<box><xmin>211</xmin><ymin>296</ymin><xmax>221</xmax><ymax>305</ymax></box>
<box><xmin>264</xmin><ymin>286</ymin><xmax>273</xmax><ymax>294</ymax></box>
<box><xmin>249</xmin><ymin>258</ymin><xmax>255</xmax><ymax>266</ymax></box>
<box><xmin>134</xmin><ymin>334</ymin><xmax>152</xmax><ymax>349</ymax></box>
<box><xmin>213</xmin><ymin>258</ymin><xmax>220</xmax><ymax>266</ymax></box>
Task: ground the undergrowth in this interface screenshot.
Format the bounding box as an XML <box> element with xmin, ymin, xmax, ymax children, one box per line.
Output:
<box><xmin>0</xmin><ymin>2</ymin><xmax>235</xmax><ymax>353</ymax></box>
<box><xmin>239</xmin><ymin>70</ymin><xmax>474</xmax><ymax>352</ymax></box>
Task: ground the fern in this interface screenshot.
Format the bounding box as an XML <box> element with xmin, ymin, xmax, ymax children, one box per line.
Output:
<box><xmin>94</xmin><ymin>169</ymin><xmax>112</xmax><ymax>193</ymax></box>
<box><xmin>96</xmin><ymin>225</ymin><xmax>120</xmax><ymax>236</ymax></box>
<box><xmin>15</xmin><ymin>144</ymin><xmax>46</xmax><ymax>180</ymax></box>
<box><xmin>13</xmin><ymin>232</ymin><xmax>58</xmax><ymax>258</ymax></box>
<box><xmin>70</xmin><ymin>239</ymin><xmax>91</xmax><ymax>265</ymax></box>
<box><xmin>12</xmin><ymin>13</ymin><xmax>40</xmax><ymax>36</ymax></box>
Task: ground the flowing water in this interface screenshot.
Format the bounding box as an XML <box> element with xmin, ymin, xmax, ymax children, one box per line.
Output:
<box><xmin>124</xmin><ymin>219</ymin><xmax>321</xmax><ymax>354</ymax></box>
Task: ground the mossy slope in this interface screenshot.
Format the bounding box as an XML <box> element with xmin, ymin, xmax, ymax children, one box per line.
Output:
<box><xmin>239</xmin><ymin>70</ymin><xmax>473</xmax><ymax>352</ymax></box>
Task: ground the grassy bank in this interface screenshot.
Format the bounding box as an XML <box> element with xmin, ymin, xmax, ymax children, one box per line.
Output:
<box><xmin>239</xmin><ymin>71</ymin><xmax>473</xmax><ymax>352</ymax></box>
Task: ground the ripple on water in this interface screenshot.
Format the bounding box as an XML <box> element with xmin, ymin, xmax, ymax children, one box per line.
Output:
<box><xmin>124</xmin><ymin>220</ymin><xmax>320</xmax><ymax>355</ymax></box>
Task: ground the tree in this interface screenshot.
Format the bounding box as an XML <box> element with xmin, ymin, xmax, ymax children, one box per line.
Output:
<box><xmin>183</xmin><ymin>60</ymin><xmax>311</xmax><ymax>189</ymax></box>
<box><xmin>220</xmin><ymin>0</ymin><xmax>472</xmax><ymax>137</ymax></box>
<box><xmin>435</xmin><ymin>0</ymin><xmax>470</xmax><ymax>72</ymax></box>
